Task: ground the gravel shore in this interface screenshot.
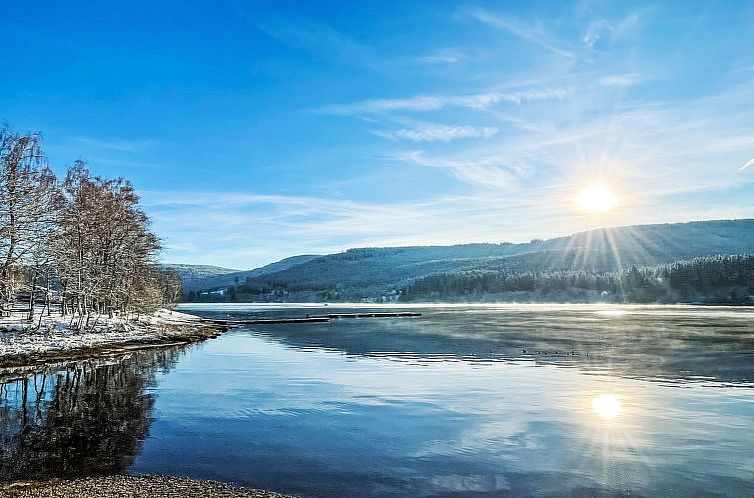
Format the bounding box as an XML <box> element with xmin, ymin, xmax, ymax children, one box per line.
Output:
<box><xmin>0</xmin><ymin>475</ymin><xmax>294</xmax><ymax>498</ymax></box>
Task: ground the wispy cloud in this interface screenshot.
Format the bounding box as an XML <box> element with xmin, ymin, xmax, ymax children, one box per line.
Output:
<box><xmin>257</xmin><ymin>18</ymin><xmax>465</xmax><ymax>72</ymax></box>
<box><xmin>742</xmin><ymin>158</ymin><xmax>754</xmax><ymax>171</ymax></box>
<box><xmin>151</xmin><ymin>179</ymin><xmax>750</xmax><ymax>269</ymax></box>
<box><xmin>390</xmin><ymin>150</ymin><xmax>529</xmax><ymax>189</ymax></box>
<box><xmin>373</xmin><ymin>125</ymin><xmax>498</xmax><ymax>142</ymax></box>
<box><xmin>582</xmin><ymin>12</ymin><xmax>641</xmax><ymax>48</ymax></box>
<box><xmin>318</xmin><ymin>88</ymin><xmax>568</xmax><ymax>115</ymax></box>
<box><xmin>599</xmin><ymin>73</ymin><xmax>642</xmax><ymax>87</ymax></box>
<box><xmin>582</xmin><ymin>20</ymin><xmax>608</xmax><ymax>48</ymax></box>
<box><xmin>148</xmin><ymin>188</ymin><xmax>564</xmax><ymax>267</ymax></box>
<box><xmin>257</xmin><ymin>18</ymin><xmax>379</xmax><ymax>69</ymax></box>
<box><xmin>467</xmin><ymin>8</ymin><xmax>575</xmax><ymax>58</ymax></box>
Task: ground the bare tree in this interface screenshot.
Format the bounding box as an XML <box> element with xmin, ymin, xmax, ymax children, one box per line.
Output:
<box><xmin>0</xmin><ymin>125</ymin><xmax>60</xmax><ymax>316</ymax></box>
<box><xmin>0</xmin><ymin>124</ymin><xmax>176</xmax><ymax>327</ymax></box>
<box><xmin>56</xmin><ymin>162</ymin><xmax>162</xmax><ymax>327</ymax></box>
<box><xmin>157</xmin><ymin>267</ymin><xmax>182</xmax><ymax>307</ymax></box>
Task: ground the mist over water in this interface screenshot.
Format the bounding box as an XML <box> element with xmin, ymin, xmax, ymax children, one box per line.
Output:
<box><xmin>2</xmin><ymin>304</ymin><xmax>753</xmax><ymax>497</ymax></box>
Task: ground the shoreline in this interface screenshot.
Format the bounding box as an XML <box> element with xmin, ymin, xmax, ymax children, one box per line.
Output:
<box><xmin>0</xmin><ymin>309</ymin><xmax>228</xmax><ymax>369</ymax></box>
<box><xmin>178</xmin><ymin>301</ymin><xmax>754</xmax><ymax>310</ymax></box>
<box><xmin>0</xmin><ymin>475</ymin><xmax>293</xmax><ymax>498</ymax></box>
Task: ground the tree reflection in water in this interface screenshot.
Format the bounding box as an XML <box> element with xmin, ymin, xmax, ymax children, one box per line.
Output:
<box><xmin>0</xmin><ymin>346</ymin><xmax>187</xmax><ymax>482</ymax></box>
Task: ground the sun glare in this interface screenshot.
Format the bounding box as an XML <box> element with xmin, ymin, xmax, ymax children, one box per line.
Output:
<box><xmin>592</xmin><ymin>394</ymin><xmax>621</xmax><ymax>420</ymax></box>
<box><xmin>576</xmin><ymin>184</ymin><xmax>618</xmax><ymax>213</ymax></box>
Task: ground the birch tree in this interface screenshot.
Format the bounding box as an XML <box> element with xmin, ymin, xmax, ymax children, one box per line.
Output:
<box><xmin>56</xmin><ymin>162</ymin><xmax>162</xmax><ymax>323</ymax></box>
<box><xmin>0</xmin><ymin>125</ymin><xmax>61</xmax><ymax>314</ymax></box>
<box><xmin>0</xmin><ymin>124</ymin><xmax>180</xmax><ymax>324</ymax></box>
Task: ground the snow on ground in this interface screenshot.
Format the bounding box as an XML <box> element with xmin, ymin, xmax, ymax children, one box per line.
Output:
<box><xmin>0</xmin><ymin>308</ymin><xmax>208</xmax><ymax>360</ymax></box>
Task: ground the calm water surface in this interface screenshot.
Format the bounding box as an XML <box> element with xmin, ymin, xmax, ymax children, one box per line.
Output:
<box><xmin>2</xmin><ymin>304</ymin><xmax>754</xmax><ymax>497</ymax></box>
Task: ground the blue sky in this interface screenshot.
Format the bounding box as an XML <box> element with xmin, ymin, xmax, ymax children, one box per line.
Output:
<box><xmin>2</xmin><ymin>1</ymin><xmax>754</xmax><ymax>269</ymax></box>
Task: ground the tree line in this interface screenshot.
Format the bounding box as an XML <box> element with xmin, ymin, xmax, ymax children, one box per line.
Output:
<box><xmin>400</xmin><ymin>254</ymin><xmax>754</xmax><ymax>304</ymax></box>
<box><xmin>0</xmin><ymin>124</ymin><xmax>180</xmax><ymax>326</ymax></box>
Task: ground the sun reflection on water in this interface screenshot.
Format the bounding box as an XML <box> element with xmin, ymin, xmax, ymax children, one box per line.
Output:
<box><xmin>592</xmin><ymin>394</ymin><xmax>621</xmax><ymax>420</ymax></box>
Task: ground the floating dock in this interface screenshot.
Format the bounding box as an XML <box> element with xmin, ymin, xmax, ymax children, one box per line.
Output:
<box><xmin>308</xmin><ymin>312</ymin><xmax>422</xmax><ymax>319</ymax></box>
<box><xmin>206</xmin><ymin>311</ymin><xmax>421</xmax><ymax>326</ymax></box>
<box><xmin>207</xmin><ymin>317</ymin><xmax>331</xmax><ymax>325</ymax></box>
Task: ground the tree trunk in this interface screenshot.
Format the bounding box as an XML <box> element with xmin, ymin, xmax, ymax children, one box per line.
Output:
<box><xmin>27</xmin><ymin>272</ymin><xmax>36</xmax><ymax>322</ymax></box>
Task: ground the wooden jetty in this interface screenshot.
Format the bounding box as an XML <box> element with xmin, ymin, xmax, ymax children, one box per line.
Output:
<box><xmin>206</xmin><ymin>317</ymin><xmax>331</xmax><ymax>325</ymax></box>
<box><xmin>309</xmin><ymin>312</ymin><xmax>422</xmax><ymax>319</ymax></box>
<box><xmin>205</xmin><ymin>311</ymin><xmax>421</xmax><ymax>326</ymax></box>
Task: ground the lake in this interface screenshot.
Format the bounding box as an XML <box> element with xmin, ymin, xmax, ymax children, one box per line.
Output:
<box><xmin>2</xmin><ymin>304</ymin><xmax>754</xmax><ymax>497</ymax></box>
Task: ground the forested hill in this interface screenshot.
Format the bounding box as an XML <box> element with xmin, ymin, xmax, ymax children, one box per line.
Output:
<box><xmin>158</xmin><ymin>264</ymin><xmax>240</xmax><ymax>282</ymax></box>
<box><xmin>176</xmin><ymin>255</ymin><xmax>320</xmax><ymax>292</ymax></box>
<box><xmin>538</xmin><ymin>219</ymin><xmax>754</xmax><ymax>266</ymax></box>
<box><xmin>186</xmin><ymin>219</ymin><xmax>754</xmax><ymax>303</ymax></box>
<box><xmin>402</xmin><ymin>254</ymin><xmax>754</xmax><ymax>304</ymax></box>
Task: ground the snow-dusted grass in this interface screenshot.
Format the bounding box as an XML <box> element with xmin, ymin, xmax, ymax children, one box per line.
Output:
<box><xmin>0</xmin><ymin>309</ymin><xmax>220</xmax><ymax>364</ymax></box>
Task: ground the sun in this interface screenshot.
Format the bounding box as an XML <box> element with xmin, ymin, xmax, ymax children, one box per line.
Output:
<box><xmin>592</xmin><ymin>394</ymin><xmax>621</xmax><ymax>420</ymax></box>
<box><xmin>576</xmin><ymin>184</ymin><xmax>618</xmax><ymax>213</ymax></box>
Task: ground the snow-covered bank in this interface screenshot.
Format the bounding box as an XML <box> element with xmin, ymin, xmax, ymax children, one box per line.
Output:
<box><xmin>0</xmin><ymin>309</ymin><xmax>227</xmax><ymax>367</ymax></box>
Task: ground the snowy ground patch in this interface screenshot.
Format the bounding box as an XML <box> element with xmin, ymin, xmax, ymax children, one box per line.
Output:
<box><xmin>0</xmin><ymin>309</ymin><xmax>221</xmax><ymax>365</ymax></box>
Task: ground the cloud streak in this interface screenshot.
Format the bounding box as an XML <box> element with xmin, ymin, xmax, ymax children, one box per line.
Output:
<box><xmin>373</xmin><ymin>125</ymin><xmax>498</xmax><ymax>142</ymax></box>
<box><xmin>147</xmin><ymin>188</ymin><xmax>567</xmax><ymax>267</ymax></box>
<box><xmin>599</xmin><ymin>73</ymin><xmax>642</xmax><ymax>87</ymax></box>
<box><xmin>319</xmin><ymin>88</ymin><xmax>568</xmax><ymax>115</ymax></box>
<box><xmin>390</xmin><ymin>150</ymin><xmax>530</xmax><ymax>189</ymax></box>
<box><xmin>467</xmin><ymin>8</ymin><xmax>575</xmax><ymax>58</ymax></box>
<box><xmin>150</xmin><ymin>179</ymin><xmax>752</xmax><ymax>269</ymax></box>
<box><xmin>582</xmin><ymin>13</ymin><xmax>640</xmax><ymax>48</ymax></box>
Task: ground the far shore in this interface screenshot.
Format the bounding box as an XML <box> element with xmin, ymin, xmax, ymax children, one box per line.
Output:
<box><xmin>0</xmin><ymin>309</ymin><xmax>227</xmax><ymax>369</ymax></box>
<box><xmin>178</xmin><ymin>301</ymin><xmax>754</xmax><ymax>308</ymax></box>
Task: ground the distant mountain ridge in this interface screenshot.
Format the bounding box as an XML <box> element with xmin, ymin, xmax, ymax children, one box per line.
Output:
<box><xmin>173</xmin><ymin>255</ymin><xmax>320</xmax><ymax>292</ymax></box>
<box><xmin>158</xmin><ymin>264</ymin><xmax>240</xmax><ymax>280</ymax></box>
<box><xmin>183</xmin><ymin>219</ymin><xmax>754</xmax><ymax>301</ymax></box>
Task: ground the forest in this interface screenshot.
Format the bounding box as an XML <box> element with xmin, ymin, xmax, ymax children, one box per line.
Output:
<box><xmin>0</xmin><ymin>124</ymin><xmax>180</xmax><ymax>327</ymax></box>
<box><xmin>400</xmin><ymin>254</ymin><xmax>754</xmax><ymax>304</ymax></box>
<box><xmin>187</xmin><ymin>254</ymin><xmax>754</xmax><ymax>305</ymax></box>
<box><xmin>182</xmin><ymin>219</ymin><xmax>754</xmax><ymax>303</ymax></box>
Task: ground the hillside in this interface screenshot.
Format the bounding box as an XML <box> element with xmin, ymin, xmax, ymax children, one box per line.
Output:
<box><xmin>402</xmin><ymin>254</ymin><xmax>754</xmax><ymax>304</ymax></box>
<box><xmin>188</xmin><ymin>219</ymin><xmax>754</xmax><ymax>302</ymax></box>
<box><xmin>158</xmin><ymin>264</ymin><xmax>241</xmax><ymax>292</ymax></box>
<box><xmin>539</xmin><ymin>219</ymin><xmax>754</xmax><ymax>266</ymax></box>
<box><xmin>178</xmin><ymin>255</ymin><xmax>320</xmax><ymax>292</ymax></box>
<box><xmin>159</xmin><ymin>264</ymin><xmax>241</xmax><ymax>280</ymax></box>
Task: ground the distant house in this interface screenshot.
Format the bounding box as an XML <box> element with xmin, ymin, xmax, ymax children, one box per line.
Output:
<box><xmin>200</xmin><ymin>289</ymin><xmax>226</xmax><ymax>297</ymax></box>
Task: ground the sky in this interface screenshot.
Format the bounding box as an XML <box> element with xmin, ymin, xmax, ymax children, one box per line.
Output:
<box><xmin>2</xmin><ymin>0</ymin><xmax>754</xmax><ymax>269</ymax></box>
